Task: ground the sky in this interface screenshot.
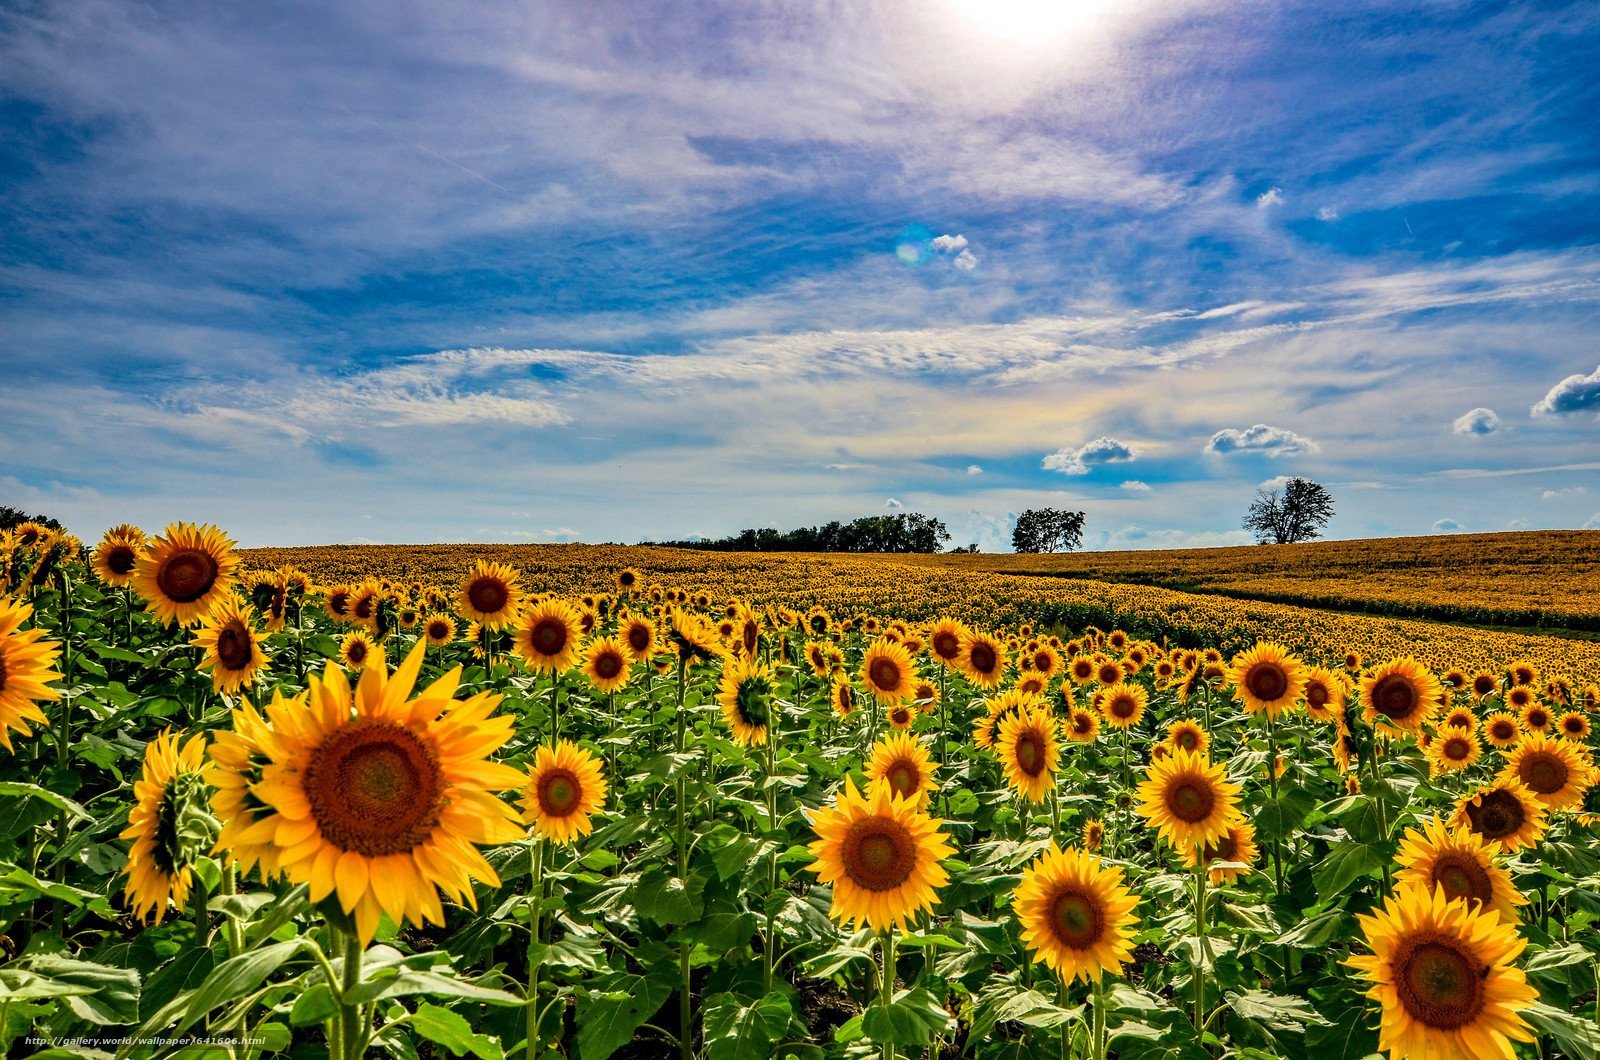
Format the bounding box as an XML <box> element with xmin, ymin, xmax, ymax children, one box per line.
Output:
<box><xmin>2</xmin><ymin>0</ymin><xmax>1599</xmax><ymax>551</ymax></box>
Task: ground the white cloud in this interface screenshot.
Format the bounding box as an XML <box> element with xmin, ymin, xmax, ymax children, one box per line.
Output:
<box><xmin>1120</xmin><ymin>480</ymin><xmax>1152</xmax><ymax>492</ymax></box>
<box><xmin>884</xmin><ymin>497</ymin><xmax>904</xmax><ymax>508</ymax></box>
<box><xmin>930</xmin><ymin>234</ymin><xmax>968</xmax><ymax>252</ymax></box>
<box><xmin>1098</xmin><ymin>524</ymin><xmax>1253</xmax><ymax>550</ymax></box>
<box><xmin>1542</xmin><ymin>486</ymin><xmax>1586</xmax><ymax>500</ymax></box>
<box><xmin>1508</xmin><ymin>519</ymin><xmax>1530</xmax><ymax>529</ymax></box>
<box><xmin>1432</xmin><ymin>518</ymin><xmax>1465</xmax><ymax>532</ymax></box>
<box><xmin>952</xmin><ymin>249</ymin><xmax>979</xmax><ymax>271</ymax></box>
<box><xmin>1206</xmin><ymin>424</ymin><xmax>1318</xmax><ymax>456</ymax></box>
<box><xmin>1585</xmin><ymin>513</ymin><xmax>1600</xmax><ymax>530</ymax></box>
<box><xmin>1042</xmin><ymin>436</ymin><xmax>1136</xmax><ymax>475</ymax></box>
<box><xmin>1256</xmin><ymin>187</ymin><xmax>1283</xmax><ymax>208</ymax></box>
<box><xmin>1532</xmin><ymin>363</ymin><xmax>1600</xmax><ymax>417</ymax></box>
<box><xmin>966</xmin><ymin>464</ymin><xmax>983</xmax><ymax>475</ymax></box>
<box><xmin>1316</xmin><ymin>206</ymin><xmax>1340</xmax><ymax>221</ymax></box>
<box><xmin>1452</xmin><ymin>407</ymin><xmax>1502</xmax><ymax>435</ymax></box>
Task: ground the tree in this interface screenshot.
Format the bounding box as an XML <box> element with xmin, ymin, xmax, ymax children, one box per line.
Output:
<box><xmin>1243</xmin><ymin>478</ymin><xmax>1335</xmax><ymax>544</ymax></box>
<box><xmin>0</xmin><ymin>506</ymin><xmax>62</xmax><ymax>532</ymax></box>
<box><xmin>1012</xmin><ymin>508</ymin><xmax>1086</xmax><ymax>553</ymax></box>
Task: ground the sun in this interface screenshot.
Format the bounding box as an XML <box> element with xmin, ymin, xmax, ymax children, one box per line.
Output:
<box><xmin>945</xmin><ymin>0</ymin><xmax>1118</xmax><ymax>44</ymax></box>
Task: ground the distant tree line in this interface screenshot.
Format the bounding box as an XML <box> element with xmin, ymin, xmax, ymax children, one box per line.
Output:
<box><xmin>653</xmin><ymin>512</ymin><xmax>953</xmax><ymax>553</ymax></box>
<box><xmin>0</xmin><ymin>506</ymin><xmax>63</xmax><ymax>533</ymax></box>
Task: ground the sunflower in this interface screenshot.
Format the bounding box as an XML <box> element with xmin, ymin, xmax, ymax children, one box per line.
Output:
<box><xmin>456</xmin><ymin>560</ymin><xmax>522</xmax><ymax>629</ymax></box>
<box><xmin>1093</xmin><ymin>658</ymin><xmax>1124</xmax><ymax>688</ymax></box>
<box><xmin>523</xmin><ymin>740</ymin><xmax>607</xmax><ymax>845</ymax></box>
<box><xmin>131</xmin><ymin>522</ymin><xmax>240</xmax><ymax>627</ymax></box>
<box><xmin>866</xmin><ymin>733</ymin><xmax>939</xmax><ymax>809</ymax></box>
<box><xmin>1301</xmin><ymin>667</ymin><xmax>1348</xmax><ymax>723</ymax></box>
<box><xmin>1451</xmin><ymin>778</ymin><xmax>1548</xmax><ymax>854</ymax></box>
<box><xmin>957</xmin><ymin>629</ymin><xmax>1007</xmax><ymax>689</ymax></box>
<box><xmin>91</xmin><ymin>524</ymin><xmax>146</xmax><ymax>587</ymax></box>
<box><xmin>1099</xmin><ymin>683</ymin><xmax>1147</xmax><ymax>730</ymax></box>
<box><xmin>1013</xmin><ymin>843</ymin><xmax>1140</xmax><ymax>984</ymax></box>
<box><xmin>1517</xmin><ymin>700</ymin><xmax>1552</xmax><ymax>735</ymax></box>
<box><xmin>1347</xmin><ymin>883</ymin><xmax>1535</xmax><ymax>1060</ymax></box>
<box><xmin>513</xmin><ymin>598</ymin><xmax>583</xmax><ymax>674</ymax></box>
<box><xmin>995</xmin><ymin>706</ymin><xmax>1060</xmax><ymax>803</ymax></box>
<box><xmin>1471</xmin><ymin>671</ymin><xmax>1500</xmax><ymax>698</ymax></box>
<box><xmin>0</xmin><ymin>596</ymin><xmax>62</xmax><ymax>753</ymax></box>
<box><xmin>1026</xmin><ymin>644</ymin><xmax>1062</xmax><ymax>681</ymax></box>
<box><xmin>423</xmin><ymin>612</ymin><xmax>456</xmax><ymax>646</ymax></box>
<box><xmin>1068</xmin><ymin>656</ymin><xmax>1097</xmax><ymax>685</ymax></box>
<box><xmin>192</xmin><ymin>595</ymin><xmax>268</xmax><ymax>694</ymax></box>
<box><xmin>1557</xmin><ymin>711</ymin><xmax>1590</xmax><ymax>741</ymax></box>
<box><xmin>1064</xmin><ymin>706</ymin><xmax>1100</xmax><ymax>744</ymax></box>
<box><xmin>1507</xmin><ymin>660</ymin><xmax>1538</xmax><ymax>688</ymax></box>
<box><xmin>1395</xmin><ymin>815</ymin><xmax>1525</xmax><ymax>925</ymax></box>
<box><xmin>1502</xmin><ymin>732</ymin><xmax>1594</xmax><ymax>811</ymax></box>
<box><xmin>1083</xmin><ymin>819</ymin><xmax>1104</xmax><ymax>851</ymax></box>
<box><xmin>206</xmin><ymin>698</ymin><xmax>291</xmax><ymax>883</ymax></box>
<box><xmin>1361</xmin><ymin>657</ymin><xmax>1443</xmax><ymax>735</ymax></box>
<box><xmin>1228</xmin><ymin>643</ymin><xmax>1306</xmax><ymax>719</ymax></box>
<box><xmin>1505</xmin><ymin>685</ymin><xmax>1535</xmax><ymax>712</ymax></box>
<box><xmin>1483</xmin><ymin>711</ymin><xmax>1520</xmax><ymax>749</ymax></box>
<box><xmin>120</xmin><ymin>730</ymin><xmax>210</xmax><ymax>923</ymax></box>
<box><xmin>340</xmin><ymin>629</ymin><xmax>381</xmax><ymax>672</ymax></box>
<box><xmin>348</xmin><ymin>581</ymin><xmax>384</xmax><ymax>629</ymax></box>
<box><xmin>668</xmin><ymin>608</ymin><xmax>726</xmax><ymax>667</ymax></box>
<box><xmin>1344</xmin><ymin>651</ymin><xmax>1363</xmax><ymax>672</ymax></box>
<box><xmin>718</xmin><ymin>656</ymin><xmax>776</xmax><ymax>746</ymax></box>
<box><xmin>240</xmin><ymin>641</ymin><xmax>525</xmax><ymax>944</ymax></box>
<box><xmin>324</xmin><ymin>585</ymin><xmax>355</xmax><ymax>624</ymax></box>
<box><xmin>1426</xmin><ymin>727</ymin><xmax>1482</xmax><ymax>779</ymax></box>
<box><xmin>620</xmin><ymin>615</ymin><xmax>656</xmax><ymax>662</ymax></box>
<box><xmin>806</xmin><ymin>777</ymin><xmax>954</xmax><ymax>932</ymax></box>
<box><xmin>1442</xmin><ymin>707</ymin><xmax>1477</xmax><ymax>733</ymax></box>
<box><xmin>860</xmin><ymin>637</ymin><xmax>917</xmax><ymax>705</ymax></box>
<box><xmin>804</xmin><ymin>607</ymin><xmax>833</xmax><ymax>638</ymax></box>
<box><xmin>581</xmin><ymin>636</ymin><xmax>632</xmax><ymax>695</ymax></box>
<box><xmin>1134</xmin><ymin>749</ymin><xmax>1242</xmax><ymax>853</ymax></box>
<box><xmin>913</xmin><ymin>679</ymin><xmax>939</xmax><ymax>715</ymax></box>
<box><xmin>1182</xmin><ymin>820</ymin><xmax>1259</xmax><ymax>885</ymax></box>
<box><xmin>886</xmin><ymin>702</ymin><xmax>916</xmax><ymax>732</ymax></box>
<box><xmin>831</xmin><ymin>678</ymin><xmax>858</xmax><ymax>719</ymax></box>
<box><xmin>974</xmin><ymin>688</ymin><xmax>1043</xmax><ymax>750</ymax></box>
<box><xmin>1165</xmin><ymin>719</ymin><xmax>1209</xmax><ymax>757</ymax></box>
<box><xmin>615</xmin><ymin>567</ymin><xmax>640</xmax><ymax>593</ymax></box>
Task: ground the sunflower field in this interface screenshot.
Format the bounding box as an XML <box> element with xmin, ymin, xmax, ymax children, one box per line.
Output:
<box><xmin>2</xmin><ymin>521</ymin><xmax>1600</xmax><ymax>1060</ymax></box>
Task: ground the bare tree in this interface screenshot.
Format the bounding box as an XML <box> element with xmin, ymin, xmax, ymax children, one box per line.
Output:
<box><xmin>1243</xmin><ymin>478</ymin><xmax>1335</xmax><ymax>544</ymax></box>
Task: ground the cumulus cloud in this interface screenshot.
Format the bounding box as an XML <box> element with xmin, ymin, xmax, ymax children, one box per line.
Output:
<box><xmin>966</xmin><ymin>464</ymin><xmax>983</xmax><ymax>475</ymax></box>
<box><xmin>1532</xmin><ymin>363</ymin><xmax>1600</xmax><ymax>417</ymax></box>
<box><xmin>930</xmin><ymin>234</ymin><xmax>968</xmax><ymax>252</ymax></box>
<box><xmin>952</xmin><ymin>249</ymin><xmax>979</xmax><ymax>271</ymax></box>
<box><xmin>1542</xmin><ymin>486</ymin><xmax>1586</xmax><ymax>500</ymax></box>
<box><xmin>1452</xmin><ymin>407</ymin><xmax>1502</xmax><ymax>435</ymax></box>
<box><xmin>1042</xmin><ymin>436</ymin><xmax>1136</xmax><ymax>475</ymax></box>
<box><xmin>884</xmin><ymin>497</ymin><xmax>904</xmax><ymax>509</ymax></box>
<box><xmin>1432</xmin><ymin>518</ymin><xmax>1465</xmax><ymax>532</ymax></box>
<box><xmin>1206</xmin><ymin>424</ymin><xmax>1318</xmax><ymax>456</ymax></box>
<box><xmin>1120</xmin><ymin>480</ymin><xmax>1152</xmax><ymax>492</ymax></box>
<box><xmin>1257</xmin><ymin>187</ymin><xmax>1283</xmax><ymax>208</ymax></box>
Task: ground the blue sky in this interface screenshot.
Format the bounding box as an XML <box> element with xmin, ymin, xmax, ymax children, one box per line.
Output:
<box><xmin>2</xmin><ymin>0</ymin><xmax>1599</xmax><ymax>550</ymax></box>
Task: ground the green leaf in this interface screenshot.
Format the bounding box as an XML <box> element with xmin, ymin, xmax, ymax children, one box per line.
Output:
<box><xmin>704</xmin><ymin>992</ymin><xmax>796</xmax><ymax>1060</ymax></box>
<box><xmin>1226</xmin><ymin>989</ymin><xmax>1329</xmax><ymax>1033</ymax></box>
<box><xmin>632</xmin><ymin>870</ymin><xmax>706</xmax><ymax>927</ymax></box>
<box><xmin>1526</xmin><ymin>1002</ymin><xmax>1600</xmax><ymax>1060</ymax></box>
<box><xmin>0</xmin><ymin>781</ymin><xmax>92</xmax><ymax>822</ymax></box>
<box><xmin>25</xmin><ymin>956</ymin><xmax>140</xmax><ymax>1025</ymax></box>
<box><xmin>177</xmin><ymin>940</ymin><xmax>306</xmax><ymax>1031</ymax></box>
<box><xmin>577</xmin><ymin>966</ymin><xmax>676</xmax><ymax>1060</ymax></box>
<box><xmin>527</xmin><ymin>935</ymin><xmax>606</xmax><ymax>974</ymax></box>
<box><xmin>412</xmin><ymin>1002</ymin><xmax>506</xmax><ymax>1060</ymax></box>
<box><xmin>343</xmin><ymin>968</ymin><xmax>524</xmax><ymax>1008</ymax></box>
<box><xmin>1313</xmin><ymin>841</ymin><xmax>1387</xmax><ymax>901</ymax></box>
<box><xmin>859</xmin><ymin>987</ymin><xmax>951</xmax><ymax>1047</ymax></box>
<box><xmin>1254</xmin><ymin>787</ymin><xmax>1317</xmax><ymax>841</ymax></box>
<box><xmin>1303</xmin><ymin>1001</ymin><xmax>1380</xmax><ymax>1060</ymax></box>
<box><xmin>289</xmin><ymin>982</ymin><xmax>338</xmax><ymax>1027</ymax></box>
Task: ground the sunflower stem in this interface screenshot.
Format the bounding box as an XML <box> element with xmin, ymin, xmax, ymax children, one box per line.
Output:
<box><xmin>1192</xmin><ymin>858</ymin><xmax>1209</xmax><ymax>1046</ymax></box>
<box><xmin>763</xmin><ymin>729</ymin><xmax>780</xmax><ymax>996</ymax></box>
<box><xmin>1089</xmin><ymin>974</ymin><xmax>1108</xmax><ymax>1060</ymax></box>
<box><xmin>1264</xmin><ymin>715</ymin><xmax>1285</xmax><ymax>896</ymax></box>
<box><xmin>219</xmin><ymin>864</ymin><xmax>244</xmax><ymax>957</ymax></box>
<box><xmin>674</xmin><ymin>656</ymin><xmax>694</xmax><ymax>1060</ymax></box>
<box><xmin>339</xmin><ymin>929</ymin><xmax>365</xmax><ymax>1060</ymax></box>
<box><xmin>878</xmin><ymin>928</ymin><xmax>896</xmax><ymax>1060</ymax></box>
<box><xmin>526</xmin><ymin>838</ymin><xmax>545</xmax><ymax>1060</ymax></box>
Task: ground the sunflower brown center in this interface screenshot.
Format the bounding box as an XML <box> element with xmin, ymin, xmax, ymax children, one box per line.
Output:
<box><xmin>869</xmin><ymin>657</ymin><xmax>902</xmax><ymax>692</ymax></box>
<box><xmin>346</xmin><ymin>641</ymin><xmax>368</xmax><ymax>665</ymax></box>
<box><xmin>1048</xmin><ymin>889</ymin><xmax>1103</xmax><ymax>949</ymax></box>
<box><xmin>1202</xmin><ymin>833</ymin><xmax>1237</xmax><ymax>863</ymax></box>
<box><xmin>106</xmin><ymin>545</ymin><xmax>137</xmax><ymax>576</ymax></box>
<box><xmin>1109</xmin><ymin>695</ymin><xmax>1137</xmax><ymax>720</ymax></box>
<box><xmin>536</xmin><ymin>767</ymin><xmax>582</xmax><ymax>817</ymax></box>
<box><xmin>1525</xmin><ymin>707</ymin><xmax>1547</xmax><ymax>728</ymax></box>
<box><xmin>1490</xmin><ymin>720</ymin><xmax>1516</xmax><ymax>742</ymax></box>
<box><xmin>1371</xmin><ymin>674</ymin><xmax>1418</xmax><ymax>719</ymax></box>
<box><xmin>1432</xmin><ymin>852</ymin><xmax>1492</xmax><ymax>906</ymax></box>
<box><xmin>215</xmin><ymin>621</ymin><xmax>254</xmax><ymax>671</ymax></box>
<box><xmin>1306</xmin><ymin>683</ymin><xmax>1328</xmax><ymax>708</ymax></box>
<box><xmin>304</xmin><ymin>722</ymin><xmax>443</xmax><ymax>856</ymax></box>
<box><xmin>1072</xmin><ymin>713</ymin><xmax>1093</xmax><ymax>735</ymax></box>
<box><xmin>1443</xmin><ymin>737</ymin><xmax>1473</xmax><ymax>762</ymax></box>
<box><xmin>428</xmin><ymin>620</ymin><xmax>450</xmax><ymax>640</ymax></box>
<box><xmin>1465</xmin><ymin>790</ymin><xmax>1525</xmax><ymax>841</ymax></box>
<box><xmin>1246</xmin><ymin>663</ymin><xmax>1288</xmax><ymax>702</ymax></box>
<box><xmin>157</xmin><ymin>549</ymin><xmax>219</xmax><ymax>604</ymax></box>
<box><xmin>1015</xmin><ymin>731</ymin><xmax>1046</xmax><ymax>776</ymax></box>
<box><xmin>628</xmin><ymin>625</ymin><xmax>651</xmax><ymax>652</ymax></box>
<box><xmin>1474</xmin><ymin>676</ymin><xmax>1496</xmax><ymax>696</ymax></box>
<box><xmin>968</xmin><ymin>644</ymin><xmax>997</xmax><ymax>675</ymax></box>
<box><xmin>843</xmin><ymin>818</ymin><xmax>917</xmax><ymax>892</ymax></box>
<box><xmin>1396</xmin><ymin>939</ymin><xmax>1485</xmax><ymax>1030</ymax></box>
<box><xmin>530</xmin><ymin>618</ymin><xmax>568</xmax><ymax>657</ymax></box>
<box><xmin>890</xmin><ymin>706</ymin><xmax>911</xmax><ymax>726</ymax></box>
<box><xmin>1518</xmin><ymin>753</ymin><xmax>1567</xmax><ymax>795</ymax></box>
<box><xmin>1176</xmin><ymin>730</ymin><xmax>1200</xmax><ymax>751</ymax></box>
<box><xmin>0</xmin><ymin>656</ymin><xmax>8</xmax><ymax>693</ymax></box>
<box><xmin>931</xmin><ymin>631</ymin><xmax>958</xmax><ymax>659</ymax></box>
<box><xmin>593</xmin><ymin>651</ymin><xmax>624</xmax><ymax>680</ymax></box>
<box><xmin>1563</xmin><ymin>718</ymin><xmax>1585</xmax><ymax>736</ymax></box>
<box><xmin>1098</xmin><ymin>665</ymin><xmax>1120</xmax><ymax>685</ymax></box>
<box><xmin>1074</xmin><ymin>661</ymin><xmax>1093</xmax><ymax>679</ymax></box>
<box><xmin>467</xmin><ymin>578</ymin><xmax>509</xmax><ymax>615</ymax></box>
<box><xmin>328</xmin><ymin>590</ymin><xmax>351</xmax><ymax>615</ymax></box>
<box><xmin>1167</xmin><ymin>780</ymin><xmax>1215</xmax><ymax>823</ymax></box>
<box><xmin>887</xmin><ymin>762</ymin><xmax>919</xmax><ymax>798</ymax></box>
